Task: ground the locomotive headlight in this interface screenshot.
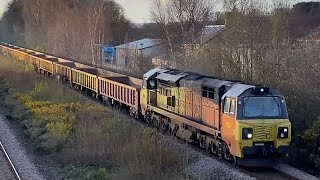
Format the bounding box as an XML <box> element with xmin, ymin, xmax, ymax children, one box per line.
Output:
<box><xmin>278</xmin><ymin>127</ymin><xmax>289</xmax><ymax>139</ymax></box>
<box><xmin>242</xmin><ymin>128</ymin><xmax>253</xmax><ymax>139</ymax></box>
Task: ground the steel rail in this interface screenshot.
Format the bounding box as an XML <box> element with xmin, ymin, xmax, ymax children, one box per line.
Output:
<box><xmin>0</xmin><ymin>140</ymin><xmax>22</xmax><ymax>180</ymax></box>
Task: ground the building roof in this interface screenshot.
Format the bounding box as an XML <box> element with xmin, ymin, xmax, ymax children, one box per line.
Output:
<box><xmin>115</xmin><ymin>38</ymin><xmax>163</xmax><ymax>50</ymax></box>
<box><xmin>199</xmin><ymin>25</ymin><xmax>225</xmax><ymax>44</ymax></box>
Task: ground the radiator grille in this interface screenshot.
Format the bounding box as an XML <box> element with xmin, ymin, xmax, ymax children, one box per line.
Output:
<box><xmin>253</xmin><ymin>125</ymin><xmax>274</xmax><ymax>140</ymax></box>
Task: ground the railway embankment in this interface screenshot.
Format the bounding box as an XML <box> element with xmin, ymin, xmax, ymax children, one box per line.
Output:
<box><xmin>0</xmin><ymin>51</ymin><xmax>259</xmax><ymax>179</ymax></box>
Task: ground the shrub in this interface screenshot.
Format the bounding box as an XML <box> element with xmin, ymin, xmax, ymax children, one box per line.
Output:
<box><xmin>62</xmin><ymin>165</ymin><xmax>107</xmax><ymax>180</ymax></box>
<box><xmin>300</xmin><ymin>119</ymin><xmax>320</xmax><ymax>170</ymax></box>
<box><xmin>288</xmin><ymin>118</ymin><xmax>320</xmax><ymax>173</ymax></box>
<box><xmin>47</xmin><ymin>121</ymin><xmax>72</xmax><ymax>143</ymax></box>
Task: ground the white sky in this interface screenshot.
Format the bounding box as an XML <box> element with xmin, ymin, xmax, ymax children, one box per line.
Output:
<box><xmin>114</xmin><ymin>0</ymin><xmax>154</xmax><ymax>23</ymax></box>
<box><xmin>114</xmin><ymin>0</ymin><xmax>319</xmax><ymax>23</ymax></box>
<box><xmin>0</xmin><ymin>0</ymin><xmax>12</xmax><ymax>19</ymax></box>
<box><xmin>1</xmin><ymin>0</ymin><xmax>319</xmax><ymax>23</ymax></box>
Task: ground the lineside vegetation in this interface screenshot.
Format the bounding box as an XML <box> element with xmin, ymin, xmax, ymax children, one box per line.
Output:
<box><xmin>0</xmin><ymin>55</ymin><xmax>188</xmax><ymax>179</ymax></box>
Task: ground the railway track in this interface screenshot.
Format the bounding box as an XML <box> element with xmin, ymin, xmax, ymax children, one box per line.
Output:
<box><xmin>242</xmin><ymin>166</ymin><xmax>297</xmax><ymax>180</ymax></box>
<box><xmin>0</xmin><ymin>141</ymin><xmax>21</xmax><ymax>180</ymax></box>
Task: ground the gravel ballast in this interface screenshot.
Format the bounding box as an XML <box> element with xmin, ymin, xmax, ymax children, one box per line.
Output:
<box><xmin>0</xmin><ymin>115</ymin><xmax>45</xmax><ymax>180</ymax></box>
<box><xmin>161</xmin><ymin>136</ymin><xmax>256</xmax><ymax>180</ymax></box>
<box><xmin>185</xmin><ymin>155</ymin><xmax>256</xmax><ymax>180</ymax></box>
<box><xmin>274</xmin><ymin>163</ymin><xmax>320</xmax><ymax>180</ymax></box>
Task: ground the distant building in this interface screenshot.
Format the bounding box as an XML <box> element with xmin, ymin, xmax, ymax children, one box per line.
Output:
<box><xmin>103</xmin><ymin>45</ymin><xmax>115</xmax><ymax>63</ymax></box>
<box><xmin>184</xmin><ymin>25</ymin><xmax>225</xmax><ymax>51</ymax></box>
<box><xmin>114</xmin><ymin>38</ymin><xmax>166</xmax><ymax>67</ymax></box>
<box><xmin>198</xmin><ymin>25</ymin><xmax>225</xmax><ymax>44</ymax></box>
<box><xmin>152</xmin><ymin>25</ymin><xmax>226</xmax><ymax>68</ymax></box>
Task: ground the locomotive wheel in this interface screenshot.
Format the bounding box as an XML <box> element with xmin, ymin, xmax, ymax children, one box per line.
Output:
<box><xmin>223</xmin><ymin>143</ymin><xmax>231</xmax><ymax>161</ymax></box>
<box><xmin>232</xmin><ymin>156</ymin><xmax>238</xmax><ymax>166</ymax></box>
<box><xmin>205</xmin><ymin>142</ymin><xmax>211</xmax><ymax>153</ymax></box>
<box><xmin>152</xmin><ymin>117</ymin><xmax>158</xmax><ymax>128</ymax></box>
<box><xmin>211</xmin><ymin>142</ymin><xmax>218</xmax><ymax>155</ymax></box>
<box><xmin>169</xmin><ymin>126</ymin><xmax>173</xmax><ymax>135</ymax></box>
<box><xmin>144</xmin><ymin>115</ymin><xmax>152</xmax><ymax>127</ymax></box>
<box><xmin>160</xmin><ymin>118</ymin><xmax>169</xmax><ymax>132</ymax></box>
<box><xmin>223</xmin><ymin>143</ymin><xmax>237</xmax><ymax>166</ymax></box>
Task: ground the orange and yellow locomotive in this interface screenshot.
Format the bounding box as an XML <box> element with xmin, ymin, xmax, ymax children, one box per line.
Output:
<box><xmin>141</xmin><ymin>68</ymin><xmax>291</xmax><ymax>166</ymax></box>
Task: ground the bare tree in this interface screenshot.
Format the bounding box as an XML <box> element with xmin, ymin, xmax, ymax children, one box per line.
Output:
<box><xmin>20</xmin><ymin>0</ymin><xmax>112</xmax><ymax>65</ymax></box>
<box><xmin>152</xmin><ymin>0</ymin><xmax>216</xmax><ymax>52</ymax></box>
<box><xmin>152</xmin><ymin>0</ymin><xmax>173</xmax><ymax>53</ymax></box>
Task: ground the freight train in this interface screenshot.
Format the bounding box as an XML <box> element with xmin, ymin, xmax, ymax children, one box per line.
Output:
<box><xmin>0</xmin><ymin>42</ymin><xmax>291</xmax><ymax>166</ymax></box>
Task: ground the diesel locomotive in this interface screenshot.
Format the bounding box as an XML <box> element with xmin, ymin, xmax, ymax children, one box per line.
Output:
<box><xmin>141</xmin><ymin>68</ymin><xmax>291</xmax><ymax>166</ymax></box>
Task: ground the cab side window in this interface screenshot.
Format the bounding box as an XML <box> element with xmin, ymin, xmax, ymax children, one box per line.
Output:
<box><xmin>230</xmin><ymin>99</ymin><xmax>236</xmax><ymax>115</ymax></box>
<box><xmin>224</xmin><ymin>98</ymin><xmax>236</xmax><ymax>116</ymax></box>
<box><xmin>224</xmin><ymin>98</ymin><xmax>230</xmax><ymax>113</ymax></box>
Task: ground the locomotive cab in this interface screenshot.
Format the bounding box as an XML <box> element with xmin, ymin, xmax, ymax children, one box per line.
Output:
<box><xmin>221</xmin><ymin>85</ymin><xmax>291</xmax><ymax>166</ymax></box>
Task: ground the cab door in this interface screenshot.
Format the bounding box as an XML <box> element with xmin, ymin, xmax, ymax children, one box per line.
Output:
<box><xmin>221</xmin><ymin>98</ymin><xmax>237</xmax><ymax>135</ymax></box>
<box><xmin>221</xmin><ymin>97</ymin><xmax>238</xmax><ymax>155</ymax></box>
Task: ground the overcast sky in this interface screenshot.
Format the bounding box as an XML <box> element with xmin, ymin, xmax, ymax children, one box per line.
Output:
<box><xmin>114</xmin><ymin>0</ymin><xmax>319</xmax><ymax>23</ymax></box>
<box><xmin>1</xmin><ymin>0</ymin><xmax>319</xmax><ymax>23</ymax></box>
<box><xmin>0</xmin><ymin>0</ymin><xmax>12</xmax><ymax>19</ymax></box>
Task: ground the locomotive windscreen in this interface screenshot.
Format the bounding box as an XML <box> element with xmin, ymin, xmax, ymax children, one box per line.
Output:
<box><xmin>241</xmin><ymin>97</ymin><xmax>288</xmax><ymax>119</ymax></box>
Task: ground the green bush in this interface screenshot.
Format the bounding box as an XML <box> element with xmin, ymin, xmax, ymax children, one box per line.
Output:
<box><xmin>47</xmin><ymin>121</ymin><xmax>72</xmax><ymax>142</ymax></box>
<box><xmin>300</xmin><ymin>119</ymin><xmax>320</xmax><ymax>170</ymax></box>
<box><xmin>62</xmin><ymin>165</ymin><xmax>107</xmax><ymax>180</ymax></box>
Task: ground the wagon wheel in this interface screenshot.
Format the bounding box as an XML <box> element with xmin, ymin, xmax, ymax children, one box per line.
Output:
<box><xmin>135</xmin><ymin>112</ymin><xmax>140</xmax><ymax>119</ymax></box>
<box><xmin>144</xmin><ymin>114</ymin><xmax>152</xmax><ymax>127</ymax></box>
<box><xmin>129</xmin><ymin>108</ymin><xmax>134</xmax><ymax>117</ymax></box>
